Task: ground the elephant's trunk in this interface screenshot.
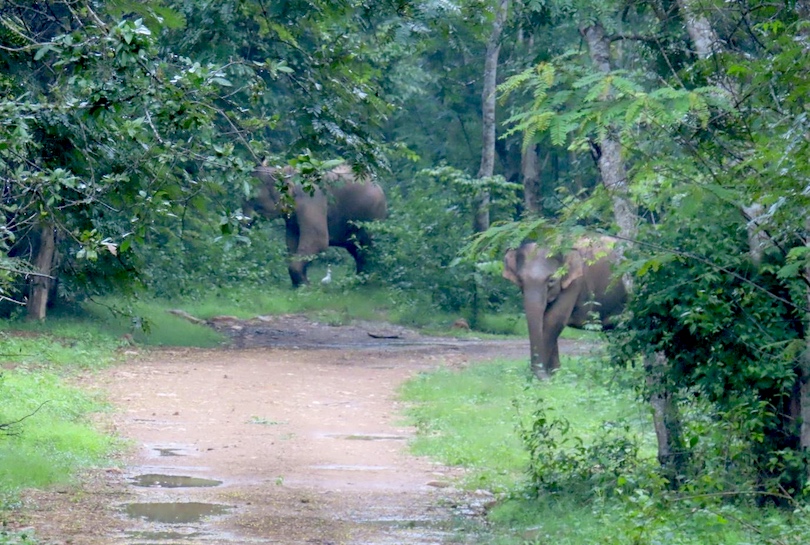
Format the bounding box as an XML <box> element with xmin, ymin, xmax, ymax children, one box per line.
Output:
<box><xmin>522</xmin><ymin>285</ymin><xmax>552</xmax><ymax>380</ymax></box>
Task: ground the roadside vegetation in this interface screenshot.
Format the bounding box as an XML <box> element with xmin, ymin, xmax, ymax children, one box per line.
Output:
<box><xmin>400</xmin><ymin>354</ymin><xmax>810</xmax><ymax>544</ymax></box>
<box><xmin>2</xmin><ymin>1</ymin><xmax>810</xmax><ymax>544</ymax></box>
<box><xmin>0</xmin><ymin>328</ymin><xmax>122</xmax><ymax>515</ymax></box>
<box><xmin>0</xmin><ymin>284</ymin><xmax>525</xmax><ymax>537</ymax></box>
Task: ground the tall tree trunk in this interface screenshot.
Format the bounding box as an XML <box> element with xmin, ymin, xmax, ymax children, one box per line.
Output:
<box><xmin>582</xmin><ymin>22</ymin><xmax>686</xmax><ymax>480</ymax></box>
<box><xmin>794</xmin><ymin>0</ymin><xmax>810</xmax><ymax>477</ymax></box>
<box><xmin>798</xmin><ymin>218</ymin><xmax>810</xmax><ymax>466</ymax></box>
<box><xmin>676</xmin><ymin>0</ymin><xmax>810</xmax><ymax>485</ymax></box>
<box><xmin>676</xmin><ymin>0</ymin><xmax>720</xmax><ymax>57</ymax></box>
<box><xmin>474</xmin><ymin>0</ymin><xmax>509</xmax><ymax>233</ymax></box>
<box><xmin>26</xmin><ymin>222</ymin><xmax>55</xmax><ymax>321</ymax></box>
<box><xmin>581</xmin><ymin>24</ymin><xmax>636</xmax><ymax>250</ymax></box>
<box><xmin>521</xmin><ymin>143</ymin><xmax>541</xmax><ymax>215</ymax></box>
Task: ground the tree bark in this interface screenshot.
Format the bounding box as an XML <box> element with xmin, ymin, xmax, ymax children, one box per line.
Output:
<box><xmin>646</xmin><ymin>352</ymin><xmax>687</xmax><ymax>482</ymax></box>
<box><xmin>583</xmin><ymin>21</ymin><xmax>686</xmax><ymax>481</ymax></box>
<box><xmin>521</xmin><ymin>143</ymin><xmax>541</xmax><ymax>215</ymax></box>
<box><xmin>802</xmin><ymin>239</ymin><xmax>810</xmax><ymax>463</ymax></box>
<box><xmin>675</xmin><ymin>0</ymin><xmax>721</xmax><ymax>58</ymax></box>
<box><xmin>581</xmin><ymin>24</ymin><xmax>636</xmax><ymax>264</ymax></box>
<box><xmin>795</xmin><ymin>0</ymin><xmax>810</xmax><ymax>479</ymax></box>
<box><xmin>474</xmin><ymin>0</ymin><xmax>509</xmax><ymax>233</ymax></box>
<box><xmin>26</xmin><ymin>222</ymin><xmax>55</xmax><ymax>321</ymax></box>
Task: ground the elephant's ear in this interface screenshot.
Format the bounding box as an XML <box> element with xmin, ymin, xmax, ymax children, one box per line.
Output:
<box><xmin>502</xmin><ymin>250</ymin><xmax>522</xmax><ymax>287</ymax></box>
<box><xmin>561</xmin><ymin>251</ymin><xmax>585</xmax><ymax>290</ymax></box>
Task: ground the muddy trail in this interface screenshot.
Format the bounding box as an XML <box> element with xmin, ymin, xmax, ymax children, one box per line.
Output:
<box><xmin>15</xmin><ymin>314</ymin><xmax>591</xmax><ymax>545</ymax></box>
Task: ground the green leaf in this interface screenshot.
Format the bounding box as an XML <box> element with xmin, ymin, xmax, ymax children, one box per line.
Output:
<box><xmin>34</xmin><ymin>44</ymin><xmax>55</xmax><ymax>61</ymax></box>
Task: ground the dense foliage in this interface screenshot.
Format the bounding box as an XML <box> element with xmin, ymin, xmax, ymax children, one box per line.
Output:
<box><xmin>4</xmin><ymin>0</ymin><xmax>810</xmax><ymax>534</ymax></box>
<box><xmin>492</xmin><ymin>0</ymin><xmax>810</xmax><ymax>503</ymax></box>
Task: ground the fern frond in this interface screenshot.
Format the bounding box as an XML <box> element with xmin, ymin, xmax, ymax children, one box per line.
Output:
<box><xmin>549</xmin><ymin>115</ymin><xmax>575</xmax><ymax>146</ymax></box>
<box><xmin>499</xmin><ymin>67</ymin><xmax>536</xmax><ymax>99</ymax></box>
<box><xmin>583</xmin><ymin>76</ymin><xmax>613</xmax><ymax>103</ymax></box>
<box><xmin>572</xmin><ymin>72</ymin><xmax>606</xmax><ymax>90</ymax></box>
<box><xmin>688</xmin><ymin>91</ymin><xmax>710</xmax><ymax>128</ymax></box>
<box><xmin>610</xmin><ymin>75</ymin><xmax>643</xmax><ymax>97</ymax></box>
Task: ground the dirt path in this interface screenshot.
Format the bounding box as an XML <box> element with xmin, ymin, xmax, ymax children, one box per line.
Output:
<box><xmin>15</xmin><ymin>316</ymin><xmax>589</xmax><ymax>545</ymax></box>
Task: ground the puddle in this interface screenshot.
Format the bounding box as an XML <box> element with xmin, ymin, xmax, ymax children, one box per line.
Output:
<box><xmin>130</xmin><ymin>473</ymin><xmax>222</xmax><ymax>488</ymax></box>
<box><xmin>311</xmin><ymin>464</ymin><xmax>391</xmax><ymax>471</ymax></box>
<box><xmin>369</xmin><ymin>518</ymin><xmax>456</xmax><ymax>531</ymax></box>
<box><xmin>343</xmin><ymin>434</ymin><xmax>407</xmax><ymax>441</ymax></box>
<box><xmin>124</xmin><ymin>502</ymin><xmax>230</xmax><ymax>524</ymax></box>
<box><xmin>124</xmin><ymin>529</ymin><xmax>204</xmax><ymax>540</ymax></box>
<box><xmin>145</xmin><ymin>443</ymin><xmax>197</xmax><ymax>458</ymax></box>
<box><xmin>318</xmin><ymin>432</ymin><xmax>408</xmax><ymax>441</ymax></box>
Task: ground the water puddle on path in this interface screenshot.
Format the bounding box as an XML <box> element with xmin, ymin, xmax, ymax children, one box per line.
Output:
<box><xmin>319</xmin><ymin>432</ymin><xmax>409</xmax><ymax>441</ymax></box>
<box><xmin>124</xmin><ymin>529</ymin><xmax>205</xmax><ymax>541</ymax></box>
<box><xmin>124</xmin><ymin>502</ymin><xmax>230</xmax><ymax>524</ymax></box>
<box><xmin>344</xmin><ymin>433</ymin><xmax>408</xmax><ymax>441</ymax></box>
<box><xmin>311</xmin><ymin>464</ymin><xmax>392</xmax><ymax>471</ymax></box>
<box><xmin>144</xmin><ymin>443</ymin><xmax>198</xmax><ymax>458</ymax></box>
<box><xmin>130</xmin><ymin>474</ymin><xmax>222</xmax><ymax>489</ymax></box>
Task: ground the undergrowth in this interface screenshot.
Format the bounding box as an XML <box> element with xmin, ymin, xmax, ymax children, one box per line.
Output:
<box><xmin>0</xmin><ymin>316</ymin><xmax>125</xmax><ymax>527</ymax></box>
<box><xmin>66</xmin><ymin>283</ymin><xmax>529</xmax><ymax>347</ymax></box>
<box><xmin>399</xmin><ymin>354</ymin><xmax>810</xmax><ymax>544</ymax></box>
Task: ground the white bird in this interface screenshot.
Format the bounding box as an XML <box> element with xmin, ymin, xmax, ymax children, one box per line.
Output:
<box><xmin>321</xmin><ymin>266</ymin><xmax>332</xmax><ymax>285</ymax></box>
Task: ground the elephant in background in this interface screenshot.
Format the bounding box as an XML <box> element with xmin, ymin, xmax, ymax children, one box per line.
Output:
<box><xmin>244</xmin><ymin>164</ymin><xmax>387</xmax><ymax>287</ymax></box>
<box><xmin>503</xmin><ymin>237</ymin><xmax>627</xmax><ymax>379</ymax></box>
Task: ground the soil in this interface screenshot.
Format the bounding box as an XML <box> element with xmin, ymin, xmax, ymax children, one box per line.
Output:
<box><xmin>10</xmin><ymin>314</ymin><xmax>592</xmax><ymax>545</ymax></box>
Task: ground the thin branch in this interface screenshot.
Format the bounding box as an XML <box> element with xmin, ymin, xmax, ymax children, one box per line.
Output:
<box><xmin>0</xmin><ymin>401</ymin><xmax>51</xmax><ymax>436</ymax></box>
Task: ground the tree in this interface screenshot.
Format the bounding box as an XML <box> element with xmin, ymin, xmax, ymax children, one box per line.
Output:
<box><xmin>0</xmin><ymin>1</ymin><xmax>260</xmax><ymax>318</ymax></box>
<box><xmin>474</xmin><ymin>0</ymin><xmax>509</xmax><ymax>233</ymax></box>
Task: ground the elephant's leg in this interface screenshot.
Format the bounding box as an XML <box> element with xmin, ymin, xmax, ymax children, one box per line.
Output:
<box><xmin>549</xmin><ymin>341</ymin><xmax>561</xmax><ymax>374</ymax></box>
<box><xmin>344</xmin><ymin>227</ymin><xmax>371</xmax><ymax>274</ymax></box>
<box><xmin>543</xmin><ymin>284</ymin><xmax>582</xmax><ymax>374</ymax></box>
<box><xmin>290</xmin><ymin>206</ymin><xmax>329</xmax><ymax>286</ymax></box>
<box><xmin>285</xmin><ymin>220</ymin><xmax>307</xmax><ymax>287</ymax></box>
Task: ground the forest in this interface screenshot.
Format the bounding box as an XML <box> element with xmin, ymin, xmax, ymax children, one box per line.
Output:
<box><xmin>2</xmin><ymin>0</ymin><xmax>810</xmax><ymax>543</ymax></box>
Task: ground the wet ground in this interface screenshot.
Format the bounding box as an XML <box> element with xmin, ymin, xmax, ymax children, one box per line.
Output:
<box><xmin>14</xmin><ymin>314</ymin><xmax>592</xmax><ymax>545</ymax></box>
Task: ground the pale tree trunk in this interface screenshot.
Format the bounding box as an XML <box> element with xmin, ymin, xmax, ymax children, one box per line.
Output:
<box><xmin>583</xmin><ymin>22</ymin><xmax>686</xmax><ymax>479</ymax></box>
<box><xmin>676</xmin><ymin>0</ymin><xmax>720</xmax><ymax>57</ymax></box>
<box><xmin>581</xmin><ymin>25</ymin><xmax>636</xmax><ymax>251</ymax></box>
<box><xmin>474</xmin><ymin>0</ymin><xmax>509</xmax><ymax>233</ymax></box>
<box><xmin>677</xmin><ymin>0</ymin><xmax>810</xmax><ymax>480</ymax></box>
<box><xmin>796</xmin><ymin>0</ymin><xmax>810</xmax><ymax>472</ymax></box>
<box><xmin>521</xmin><ymin>143</ymin><xmax>541</xmax><ymax>215</ymax></box>
<box><xmin>802</xmin><ymin>218</ymin><xmax>810</xmax><ymax>463</ymax></box>
<box><xmin>26</xmin><ymin>222</ymin><xmax>55</xmax><ymax>321</ymax></box>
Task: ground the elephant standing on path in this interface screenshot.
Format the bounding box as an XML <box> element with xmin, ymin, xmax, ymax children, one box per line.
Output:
<box><xmin>244</xmin><ymin>164</ymin><xmax>388</xmax><ymax>287</ymax></box>
<box><xmin>503</xmin><ymin>237</ymin><xmax>627</xmax><ymax>379</ymax></box>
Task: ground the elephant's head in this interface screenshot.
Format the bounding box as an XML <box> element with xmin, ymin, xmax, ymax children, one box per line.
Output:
<box><xmin>503</xmin><ymin>242</ymin><xmax>586</xmax><ymax>377</ymax></box>
<box><xmin>242</xmin><ymin>165</ymin><xmax>296</xmax><ymax>220</ymax></box>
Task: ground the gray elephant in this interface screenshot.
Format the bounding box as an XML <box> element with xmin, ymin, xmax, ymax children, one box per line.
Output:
<box><xmin>503</xmin><ymin>237</ymin><xmax>627</xmax><ymax>379</ymax></box>
<box><xmin>244</xmin><ymin>164</ymin><xmax>387</xmax><ymax>287</ymax></box>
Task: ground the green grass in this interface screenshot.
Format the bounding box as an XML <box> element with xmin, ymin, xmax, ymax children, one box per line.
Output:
<box><xmin>398</xmin><ymin>355</ymin><xmax>647</xmax><ymax>493</ymax></box>
<box><xmin>0</xmin><ymin>326</ymin><xmax>122</xmax><ymax>371</ymax></box>
<box><xmin>0</xmin><ymin>368</ymin><xmax>118</xmax><ymax>509</ymax></box>
<box><xmin>68</xmin><ymin>284</ymin><xmax>525</xmax><ymax>346</ymax></box>
<box><xmin>398</xmin><ymin>353</ymin><xmax>810</xmax><ymax>545</ymax></box>
<box><xmin>0</xmin><ymin>318</ymin><xmax>123</xmax><ymax>518</ymax></box>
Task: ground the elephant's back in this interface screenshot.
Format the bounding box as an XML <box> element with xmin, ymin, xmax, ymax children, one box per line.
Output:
<box><xmin>330</xmin><ymin>182</ymin><xmax>387</xmax><ymax>221</ymax></box>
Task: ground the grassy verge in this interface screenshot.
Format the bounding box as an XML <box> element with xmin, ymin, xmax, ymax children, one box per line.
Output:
<box><xmin>399</xmin><ymin>355</ymin><xmax>647</xmax><ymax>493</ymax></box>
<box><xmin>398</xmin><ymin>354</ymin><xmax>810</xmax><ymax>545</ymax></box>
<box><xmin>0</xmin><ymin>327</ymin><xmax>124</xmax><ymax>515</ymax></box>
<box><xmin>60</xmin><ymin>284</ymin><xmax>530</xmax><ymax>347</ymax></box>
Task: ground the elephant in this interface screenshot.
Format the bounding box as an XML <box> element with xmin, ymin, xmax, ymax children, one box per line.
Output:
<box><xmin>243</xmin><ymin>164</ymin><xmax>387</xmax><ymax>287</ymax></box>
<box><xmin>503</xmin><ymin>237</ymin><xmax>627</xmax><ymax>379</ymax></box>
